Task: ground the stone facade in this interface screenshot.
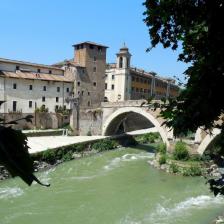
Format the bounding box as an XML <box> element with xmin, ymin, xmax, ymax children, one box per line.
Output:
<box><xmin>55</xmin><ymin>41</ymin><xmax>108</xmax><ymax>109</ymax></box>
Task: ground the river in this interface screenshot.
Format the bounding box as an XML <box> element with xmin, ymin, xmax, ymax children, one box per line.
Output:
<box><xmin>0</xmin><ymin>146</ymin><xmax>223</xmax><ymax>224</ymax></box>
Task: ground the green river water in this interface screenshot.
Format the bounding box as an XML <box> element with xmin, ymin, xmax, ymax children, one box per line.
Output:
<box><xmin>0</xmin><ymin>146</ymin><xmax>224</xmax><ymax>224</ymax></box>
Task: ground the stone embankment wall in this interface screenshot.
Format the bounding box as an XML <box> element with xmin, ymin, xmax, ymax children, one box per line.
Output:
<box><xmin>0</xmin><ymin>113</ymin><xmax>69</xmax><ymax>129</ymax></box>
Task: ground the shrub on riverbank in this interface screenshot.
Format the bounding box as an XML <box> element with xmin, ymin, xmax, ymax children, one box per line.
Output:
<box><xmin>173</xmin><ymin>141</ymin><xmax>189</xmax><ymax>161</ymax></box>
<box><xmin>156</xmin><ymin>143</ymin><xmax>166</xmax><ymax>155</ymax></box>
<box><xmin>159</xmin><ymin>154</ymin><xmax>166</xmax><ymax>165</ymax></box>
<box><xmin>135</xmin><ymin>132</ymin><xmax>161</xmax><ymax>144</ymax></box>
<box><xmin>182</xmin><ymin>165</ymin><xmax>202</xmax><ymax>176</ymax></box>
<box><xmin>169</xmin><ymin>162</ymin><xmax>179</xmax><ymax>173</ymax></box>
<box><xmin>92</xmin><ymin>139</ymin><xmax>118</xmax><ymax>152</ymax></box>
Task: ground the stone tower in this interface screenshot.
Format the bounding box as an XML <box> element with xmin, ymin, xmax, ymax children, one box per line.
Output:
<box><xmin>73</xmin><ymin>41</ymin><xmax>108</xmax><ymax>108</ymax></box>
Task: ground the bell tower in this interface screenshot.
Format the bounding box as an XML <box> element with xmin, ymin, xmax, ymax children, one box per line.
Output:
<box><xmin>112</xmin><ymin>43</ymin><xmax>132</xmax><ymax>101</ymax></box>
<box><xmin>116</xmin><ymin>43</ymin><xmax>132</xmax><ymax>69</ymax></box>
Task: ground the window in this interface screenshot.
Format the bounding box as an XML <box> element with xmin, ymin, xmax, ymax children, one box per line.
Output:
<box><xmin>87</xmin><ymin>101</ymin><xmax>91</xmax><ymax>106</ymax></box>
<box><xmin>93</xmin><ymin>67</ymin><xmax>96</xmax><ymax>72</ymax></box>
<box><xmin>37</xmin><ymin>68</ymin><xmax>41</xmax><ymax>73</ymax></box>
<box><xmin>57</xmin><ymin>87</ymin><xmax>60</xmax><ymax>92</ymax></box>
<box><xmin>78</xmin><ymin>91</ymin><xmax>80</xmax><ymax>95</ymax></box>
<box><xmin>112</xmin><ymin>75</ymin><xmax>115</xmax><ymax>80</ymax></box>
<box><xmin>132</xmin><ymin>87</ymin><xmax>134</xmax><ymax>92</ymax></box>
<box><xmin>88</xmin><ymin>92</ymin><xmax>90</xmax><ymax>96</ymax></box>
<box><xmin>132</xmin><ymin>76</ymin><xmax>135</xmax><ymax>81</ymax></box>
<box><xmin>105</xmin><ymin>83</ymin><xmax>107</xmax><ymax>90</ymax></box>
<box><xmin>29</xmin><ymin>101</ymin><xmax>32</xmax><ymax>108</ymax></box>
<box><xmin>111</xmin><ymin>84</ymin><xmax>114</xmax><ymax>90</ymax></box>
<box><xmin>42</xmin><ymin>96</ymin><xmax>45</xmax><ymax>102</ymax></box>
<box><xmin>43</xmin><ymin>86</ymin><xmax>46</xmax><ymax>91</ymax></box>
<box><xmin>93</xmin><ymin>56</ymin><xmax>96</xmax><ymax>62</ymax></box>
<box><xmin>81</xmin><ymin>90</ymin><xmax>84</xmax><ymax>96</ymax></box>
<box><xmin>49</xmin><ymin>70</ymin><xmax>52</xmax><ymax>74</ymax></box>
<box><xmin>63</xmin><ymin>105</ymin><xmax>66</xmax><ymax>110</ymax></box>
<box><xmin>29</xmin><ymin>85</ymin><xmax>32</xmax><ymax>90</ymax></box>
<box><xmin>66</xmin><ymin>87</ymin><xmax>69</xmax><ymax>93</ymax></box>
<box><xmin>127</xmin><ymin>58</ymin><xmax>130</xmax><ymax>68</ymax></box>
<box><xmin>98</xmin><ymin>46</ymin><xmax>102</xmax><ymax>52</ymax></box>
<box><xmin>136</xmin><ymin>77</ymin><xmax>139</xmax><ymax>82</ymax></box>
<box><xmin>13</xmin><ymin>101</ymin><xmax>17</xmax><ymax>112</ymax></box>
<box><xmin>80</xmin><ymin>44</ymin><xmax>83</xmax><ymax>49</ymax></box>
<box><xmin>89</xmin><ymin>44</ymin><xmax>94</xmax><ymax>49</ymax></box>
<box><xmin>56</xmin><ymin>97</ymin><xmax>59</xmax><ymax>102</ymax></box>
<box><xmin>77</xmin><ymin>81</ymin><xmax>80</xmax><ymax>86</ymax></box>
<box><xmin>119</xmin><ymin>57</ymin><xmax>123</xmax><ymax>68</ymax></box>
<box><xmin>55</xmin><ymin>105</ymin><xmax>59</xmax><ymax>110</ymax></box>
<box><xmin>13</xmin><ymin>83</ymin><xmax>17</xmax><ymax>89</ymax></box>
<box><xmin>93</xmin><ymin>82</ymin><xmax>97</xmax><ymax>87</ymax></box>
<box><xmin>16</xmin><ymin>65</ymin><xmax>20</xmax><ymax>70</ymax></box>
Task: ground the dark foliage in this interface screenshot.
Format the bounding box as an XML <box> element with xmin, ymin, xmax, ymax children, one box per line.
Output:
<box><xmin>143</xmin><ymin>0</ymin><xmax>224</xmax><ymax>136</ymax></box>
<box><xmin>143</xmin><ymin>0</ymin><xmax>224</xmax><ymax>195</ymax></box>
<box><xmin>0</xmin><ymin>116</ymin><xmax>50</xmax><ymax>187</ymax></box>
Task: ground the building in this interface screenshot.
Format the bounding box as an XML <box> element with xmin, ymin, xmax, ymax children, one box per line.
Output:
<box><xmin>0</xmin><ymin>41</ymin><xmax>108</xmax><ymax>114</ymax></box>
<box><xmin>0</xmin><ymin>58</ymin><xmax>73</xmax><ymax>114</ymax></box>
<box><xmin>54</xmin><ymin>41</ymin><xmax>108</xmax><ymax>109</ymax></box>
<box><xmin>105</xmin><ymin>44</ymin><xmax>180</xmax><ymax>102</ymax></box>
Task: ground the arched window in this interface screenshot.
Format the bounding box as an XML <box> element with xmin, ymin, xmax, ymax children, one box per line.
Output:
<box><xmin>119</xmin><ymin>57</ymin><xmax>123</xmax><ymax>68</ymax></box>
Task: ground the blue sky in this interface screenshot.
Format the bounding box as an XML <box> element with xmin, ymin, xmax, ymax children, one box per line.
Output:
<box><xmin>0</xmin><ymin>0</ymin><xmax>188</xmax><ymax>82</ymax></box>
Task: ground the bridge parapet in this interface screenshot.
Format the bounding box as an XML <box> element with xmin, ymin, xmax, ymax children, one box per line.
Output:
<box><xmin>101</xmin><ymin>100</ymin><xmax>147</xmax><ymax>108</ymax></box>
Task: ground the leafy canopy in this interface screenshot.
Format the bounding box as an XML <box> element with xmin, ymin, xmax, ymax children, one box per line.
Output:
<box><xmin>143</xmin><ymin>0</ymin><xmax>224</xmax><ymax>136</ymax></box>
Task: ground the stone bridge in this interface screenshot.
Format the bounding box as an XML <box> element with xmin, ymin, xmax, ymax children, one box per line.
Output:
<box><xmin>101</xmin><ymin>100</ymin><xmax>173</xmax><ymax>148</ymax></box>
<box><xmin>101</xmin><ymin>100</ymin><xmax>222</xmax><ymax>154</ymax></box>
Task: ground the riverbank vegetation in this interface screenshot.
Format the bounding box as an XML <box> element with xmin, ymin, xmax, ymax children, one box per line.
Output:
<box><xmin>149</xmin><ymin>140</ymin><xmax>205</xmax><ymax>177</ymax></box>
<box><xmin>134</xmin><ymin>133</ymin><xmax>205</xmax><ymax>177</ymax></box>
<box><xmin>0</xmin><ymin>136</ymin><xmax>135</xmax><ymax>182</ymax></box>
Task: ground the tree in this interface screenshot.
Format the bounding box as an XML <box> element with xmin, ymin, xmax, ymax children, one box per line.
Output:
<box><xmin>0</xmin><ymin>109</ymin><xmax>50</xmax><ymax>187</ymax></box>
<box><xmin>143</xmin><ymin>0</ymin><xmax>224</xmax><ymax>135</ymax></box>
<box><xmin>143</xmin><ymin>0</ymin><xmax>224</xmax><ymax>195</ymax></box>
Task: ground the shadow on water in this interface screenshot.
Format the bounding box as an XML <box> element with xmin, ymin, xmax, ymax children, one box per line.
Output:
<box><xmin>112</xmin><ymin>133</ymin><xmax>156</xmax><ymax>153</ymax></box>
<box><xmin>132</xmin><ymin>144</ymin><xmax>155</xmax><ymax>153</ymax></box>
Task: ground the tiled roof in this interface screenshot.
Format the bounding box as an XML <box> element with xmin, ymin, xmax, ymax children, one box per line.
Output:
<box><xmin>0</xmin><ymin>71</ymin><xmax>74</xmax><ymax>83</ymax></box>
<box><xmin>0</xmin><ymin>58</ymin><xmax>64</xmax><ymax>71</ymax></box>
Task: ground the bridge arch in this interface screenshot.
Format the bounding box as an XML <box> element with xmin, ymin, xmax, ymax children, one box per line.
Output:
<box><xmin>197</xmin><ymin>128</ymin><xmax>221</xmax><ymax>155</ymax></box>
<box><xmin>102</xmin><ymin>107</ymin><xmax>171</xmax><ymax>147</ymax></box>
